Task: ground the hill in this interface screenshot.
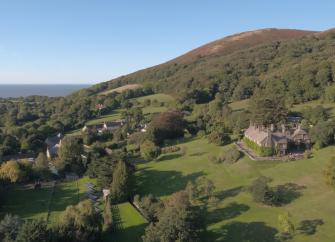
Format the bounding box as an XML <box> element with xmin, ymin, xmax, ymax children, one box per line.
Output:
<box><xmin>98</xmin><ymin>28</ymin><xmax>335</xmax><ymax>104</ymax></box>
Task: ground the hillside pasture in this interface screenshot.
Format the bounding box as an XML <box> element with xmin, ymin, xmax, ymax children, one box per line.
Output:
<box><xmin>135</xmin><ymin>93</ymin><xmax>174</xmax><ymax>105</ymax></box>
<box><xmin>291</xmin><ymin>100</ymin><xmax>335</xmax><ymax>118</ymax></box>
<box><xmin>86</xmin><ymin>109</ymin><xmax>124</xmax><ymax>125</ymax></box>
<box><xmin>136</xmin><ymin>137</ymin><xmax>335</xmax><ymax>242</ymax></box>
<box><xmin>100</xmin><ymin>84</ymin><xmax>142</xmax><ymax>95</ymax></box>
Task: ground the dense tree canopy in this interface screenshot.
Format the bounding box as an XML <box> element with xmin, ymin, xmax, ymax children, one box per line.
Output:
<box><xmin>249</xmin><ymin>89</ymin><xmax>288</xmax><ymax>126</ymax></box>
<box><xmin>142</xmin><ymin>190</ymin><xmax>204</xmax><ymax>242</ymax></box>
<box><xmin>54</xmin><ymin>200</ymin><xmax>102</xmax><ymax>242</ymax></box>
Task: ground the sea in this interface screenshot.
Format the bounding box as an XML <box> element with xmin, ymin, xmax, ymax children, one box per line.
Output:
<box><xmin>0</xmin><ymin>84</ymin><xmax>90</xmax><ymax>98</ymax></box>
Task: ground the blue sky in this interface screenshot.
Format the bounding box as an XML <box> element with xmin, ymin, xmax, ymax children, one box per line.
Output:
<box><xmin>0</xmin><ymin>0</ymin><xmax>334</xmax><ymax>84</ymax></box>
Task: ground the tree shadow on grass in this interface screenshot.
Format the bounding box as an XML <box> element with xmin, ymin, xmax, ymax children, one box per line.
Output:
<box><xmin>206</xmin><ymin>221</ymin><xmax>279</xmax><ymax>242</ymax></box>
<box><xmin>297</xmin><ymin>219</ymin><xmax>324</xmax><ymax>235</ymax></box>
<box><xmin>207</xmin><ymin>202</ymin><xmax>250</xmax><ymax>224</ymax></box>
<box><xmin>216</xmin><ymin>186</ymin><xmax>244</xmax><ymax>200</ymax></box>
<box><xmin>3</xmin><ymin>184</ymin><xmax>54</xmax><ymax>219</ymax></box>
<box><xmin>271</xmin><ymin>182</ymin><xmax>305</xmax><ymax>206</ymax></box>
<box><xmin>136</xmin><ymin>168</ymin><xmax>205</xmax><ymax>197</ymax></box>
<box><xmin>105</xmin><ymin>206</ymin><xmax>147</xmax><ymax>242</ymax></box>
<box><xmin>156</xmin><ymin>153</ymin><xmax>183</xmax><ymax>162</ymax></box>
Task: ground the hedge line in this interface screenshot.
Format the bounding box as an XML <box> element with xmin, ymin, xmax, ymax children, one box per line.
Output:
<box><xmin>243</xmin><ymin>137</ymin><xmax>274</xmax><ymax>156</ymax></box>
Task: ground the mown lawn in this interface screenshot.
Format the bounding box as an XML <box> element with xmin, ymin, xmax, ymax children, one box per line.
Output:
<box><xmin>86</xmin><ymin>109</ymin><xmax>124</xmax><ymax>125</ymax></box>
<box><xmin>103</xmin><ymin>202</ymin><xmax>147</xmax><ymax>242</ymax></box>
<box><xmin>136</xmin><ymin>137</ymin><xmax>335</xmax><ymax>242</ymax></box>
<box><xmin>48</xmin><ymin>177</ymin><xmax>97</xmax><ymax>223</ymax></box>
<box><xmin>1</xmin><ymin>182</ymin><xmax>54</xmax><ymax>220</ymax></box>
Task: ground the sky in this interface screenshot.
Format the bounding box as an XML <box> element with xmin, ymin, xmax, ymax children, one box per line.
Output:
<box><xmin>0</xmin><ymin>0</ymin><xmax>334</xmax><ymax>84</ymax></box>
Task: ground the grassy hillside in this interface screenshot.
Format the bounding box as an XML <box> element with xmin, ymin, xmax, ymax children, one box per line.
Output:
<box><xmin>136</xmin><ymin>137</ymin><xmax>335</xmax><ymax>242</ymax></box>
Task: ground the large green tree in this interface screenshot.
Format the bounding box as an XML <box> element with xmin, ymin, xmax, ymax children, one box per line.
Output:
<box><xmin>110</xmin><ymin>160</ymin><xmax>132</xmax><ymax>204</ymax></box>
<box><xmin>15</xmin><ymin>220</ymin><xmax>49</xmax><ymax>242</ymax></box>
<box><xmin>54</xmin><ymin>200</ymin><xmax>102</xmax><ymax>242</ymax></box>
<box><xmin>249</xmin><ymin>89</ymin><xmax>288</xmax><ymax>126</ymax></box>
<box><xmin>142</xmin><ymin>190</ymin><xmax>204</xmax><ymax>242</ymax></box>
<box><xmin>0</xmin><ymin>214</ymin><xmax>22</xmax><ymax>242</ymax></box>
<box><xmin>57</xmin><ymin>136</ymin><xmax>84</xmax><ymax>175</ymax></box>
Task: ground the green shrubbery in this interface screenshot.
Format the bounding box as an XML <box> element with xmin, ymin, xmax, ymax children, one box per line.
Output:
<box><xmin>243</xmin><ymin>137</ymin><xmax>273</xmax><ymax>156</ymax></box>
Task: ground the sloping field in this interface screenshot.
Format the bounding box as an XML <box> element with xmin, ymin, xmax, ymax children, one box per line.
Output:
<box><xmin>100</xmin><ymin>84</ymin><xmax>142</xmax><ymax>95</ymax></box>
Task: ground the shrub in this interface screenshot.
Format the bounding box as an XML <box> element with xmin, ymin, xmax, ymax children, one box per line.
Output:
<box><xmin>304</xmin><ymin>150</ymin><xmax>312</xmax><ymax>159</ymax></box>
<box><xmin>223</xmin><ymin>147</ymin><xmax>241</xmax><ymax>164</ymax></box>
<box><xmin>209</xmin><ymin>155</ymin><xmax>220</xmax><ymax>164</ymax></box>
<box><xmin>208</xmin><ymin>131</ymin><xmax>231</xmax><ymax>146</ymax></box>
<box><xmin>161</xmin><ymin>146</ymin><xmax>181</xmax><ymax>154</ymax></box>
<box><xmin>324</xmin><ymin>157</ymin><xmax>335</xmax><ymax>187</ymax></box>
<box><xmin>243</xmin><ymin>137</ymin><xmax>273</xmax><ymax>156</ymax></box>
<box><xmin>133</xmin><ymin>194</ymin><xmax>163</xmax><ymax>222</ymax></box>
<box><xmin>197</xmin><ymin>130</ymin><xmax>206</xmax><ymax>138</ymax></box>
<box><xmin>140</xmin><ymin>140</ymin><xmax>161</xmax><ymax>161</ymax></box>
<box><xmin>248</xmin><ymin>176</ymin><xmax>273</xmax><ymax>203</ymax></box>
<box><xmin>180</xmin><ymin>147</ymin><xmax>187</xmax><ymax>156</ymax></box>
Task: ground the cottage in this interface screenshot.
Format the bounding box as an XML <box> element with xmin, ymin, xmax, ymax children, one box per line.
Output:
<box><xmin>244</xmin><ymin>123</ymin><xmax>310</xmax><ymax>156</ymax></box>
<box><xmin>82</xmin><ymin>121</ymin><xmax>124</xmax><ymax>134</ymax></box>
<box><xmin>45</xmin><ymin>133</ymin><xmax>62</xmax><ymax>159</ymax></box>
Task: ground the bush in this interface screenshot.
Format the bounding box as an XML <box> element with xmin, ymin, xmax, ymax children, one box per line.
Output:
<box><xmin>180</xmin><ymin>147</ymin><xmax>187</xmax><ymax>156</ymax></box>
<box><xmin>133</xmin><ymin>194</ymin><xmax>163</xmax><ymax>222</ymax></box>
<box><xmin>140</xmin><ymin>140</ymin><xmax>161</xmax><ymax>161</ymax></box>
<box><xmin>304</xmin><ymin>150</ymin><xmax>312</xmax><ymax>159</ymax></box>
<box><xmin>197</xmin><ymin>130</ymin><xmax>206</xmax><ymax>138</ymax></box>
<box><xmin>208</xmin><ymin>131</ymin><xmax>231</xmax><ymax>146</ymax></box>
<box><xmin>243</xmin><ymin>137</ymin><xmax>273</xmax><ymax>156</ymax></box>
<box><xmin>209</xmin><ymin>155</ymin><xmax>220</xmax><ymax>164</ymax></box>
<box><xmin>222</xmin><ymin>147</ymin><xmax>241</xmax><ymax>164</ymax></box>
<box><xmin>248</xmin><ymin>176</ymin><xmax>273</xmax><ymax>204</ymax></box>
<box><xmin>161</xmin><ymin>146</ymin><xmax>181</xmax><ymax>154</ymax></box>
<box><xmin>324</xmin><ymin>157</ymin><xmax>335</xmax><ymax>187</ymax></box>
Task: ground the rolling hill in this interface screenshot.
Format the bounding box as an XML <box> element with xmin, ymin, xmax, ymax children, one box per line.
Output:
<box><xmin>97</xmin><ymin>28</ymin><xmax>335</xmax><ymax>104</ymax></box>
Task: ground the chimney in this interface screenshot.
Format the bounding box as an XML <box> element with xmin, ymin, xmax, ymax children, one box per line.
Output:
<box><xmin>270</xmin><ymin>124</ymin><xmax>274</xmax><ymax>132</ymax></box>
<box><xmin>267</xmin><ymin>127</ymin><xmax>272</xmax><ymax>146</ymax></box>
<box><xmin>281</xmin><ymin>124</ymin><xmax>286</xmax><ymax>134</ymax></box>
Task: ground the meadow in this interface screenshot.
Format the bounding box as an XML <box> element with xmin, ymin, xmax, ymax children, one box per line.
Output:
<box><xmin>136</xmin><ymin>137</ymin><xmax>335</xmax><ymax>242</ymax></box>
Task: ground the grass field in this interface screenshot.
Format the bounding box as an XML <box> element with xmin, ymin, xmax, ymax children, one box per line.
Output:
<box><xmin>86</xmin><ymin>109</ymin><xmax>124</xmax><ymax>125</ymax></box>
<box><xmin>136</xmin><ymin>137</ymin><xmax>335</xmax><ymax>242</ymax></box>
<box><xmin>1</xmin><ymin>182</ymin><xmax>55</xmax><ymax>220</ymax></box>
<box><xmin>135</xmin><ymin>93</ymin><xmax>175</xmax><ymax>105</ymax></box>
<box><xmin>48</xmin><ymin>177</ymin><xmax>97</xmax><ymax>223</ymax></box>
<box><xmin>104</xmin><ymin>203</ymin><xmax>147</xmax><ymax>242</ymax></box>
<box><xmin>1</xmin><ymin>177</ymin><xmax>97</xmax><ymax>224</ymax></box>
<box><xmin>77</xmin><ymin>94</ymin><xmax>174</xmax><ymax>128</ymax></box>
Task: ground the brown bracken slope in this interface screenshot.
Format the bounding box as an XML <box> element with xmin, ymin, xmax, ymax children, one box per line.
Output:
<box><xmin>174</xmin><ymin>28</ymin><xmax>317</xmax><ymax>62</ymax></box>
